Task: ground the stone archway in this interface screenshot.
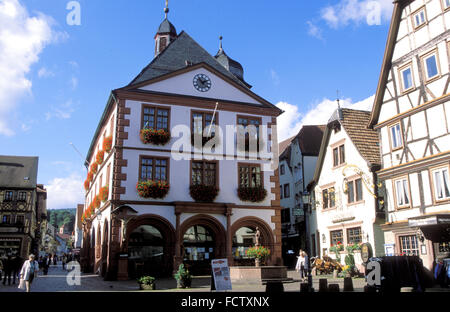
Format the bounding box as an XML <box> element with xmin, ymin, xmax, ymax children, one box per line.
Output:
<box><xmin>230</xmin><ymin>217</ymin><xmax>275</xmax><ymax>266</ymax></box>
<box><xmin>179</xmin><ymin>214</ymin><xmax>226</xmax><ymax>275</ymax></box>
<box><xmin>101</xmin><ymin>219</ymin><xmax>109</xmax><ymax>278</ymax></box>
<box><xmin>125</xmin><ymin>214</ymin><xmax>176</xmax><ymax>277</ymax></box>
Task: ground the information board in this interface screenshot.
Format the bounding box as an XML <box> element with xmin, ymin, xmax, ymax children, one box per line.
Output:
<box><xmin>211</xmin><ymin>259</ymin><xmax>232</xmax><ymax>291</ymax></box>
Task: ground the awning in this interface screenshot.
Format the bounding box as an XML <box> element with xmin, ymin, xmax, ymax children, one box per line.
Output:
<box><xmin>408</xmin><ymin>214</ymin><xmax>450</xmax><ymax>227</ymax></box>
<box><xmin>408</xmin><ymin>214</ymin><xmax>450</xmax><ymax>242</ymax></box>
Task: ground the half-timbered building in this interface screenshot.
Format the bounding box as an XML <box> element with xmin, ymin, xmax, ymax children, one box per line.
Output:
<box><xmin>369</xmin><ymin>0</ymin><xmax>450</xmax><ymax>271</ymax></box>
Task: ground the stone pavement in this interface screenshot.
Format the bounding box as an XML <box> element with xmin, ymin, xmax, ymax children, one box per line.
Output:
<box><xmin>0</xmin><ymin>263</ymin><xmax>369</xmax><ymax>292</ymax></box>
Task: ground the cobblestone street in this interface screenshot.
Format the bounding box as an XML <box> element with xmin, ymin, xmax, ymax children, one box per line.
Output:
<box><xmin>0</xmin><ymin>263</ymin><xmax>368</xmax><ymax>292</ymax></box>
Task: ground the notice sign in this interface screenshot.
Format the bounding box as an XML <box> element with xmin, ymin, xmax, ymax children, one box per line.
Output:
<box><xmin>211</xmin><ymin>259</ymin><xmax>232</xmax><ymax>291</ymax></box>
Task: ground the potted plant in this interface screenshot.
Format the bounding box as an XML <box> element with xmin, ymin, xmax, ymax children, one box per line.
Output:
<box><xmin>84</xmin><ymin>179</ymin><xmax>90</xmax><ymax>191</ymax></box>
<box><xmin>189</xmin><ymin>184</ymin><xmax>219</xmax><ymax>202</ymax></box>
<box><xmin>237</xmin><ymin>186</ymin><xmax>267</xmax><ymax>203</ymax></box>
<box><xmin>137</xmin><ymin>276</ymin><xmax>156</xmax><ymax>290</ymax></box>
<box><xmin>140</xmin><ymin>128</ymin><xmax>171</xmax><ymax>145</ymax></box>
<box><xmin>174</xmin><ymin>264</ymin><xmax>192</xmax><ymax>288</ymax></box>
<box><xmin>136</xmin><ymin>180</ymin><xmax>170</xmax><ymax>199</ymax></box>
<box><xmin>245</xmin><ymin>246</ymin><xmax>271</xmax><ymax>267</ymax></box>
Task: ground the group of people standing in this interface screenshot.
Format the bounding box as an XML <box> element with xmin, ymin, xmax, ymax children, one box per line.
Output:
<box><xmin>0</xmin><ymin>254</ymin><xmax>23</xmax><ymax>286</ymax></box>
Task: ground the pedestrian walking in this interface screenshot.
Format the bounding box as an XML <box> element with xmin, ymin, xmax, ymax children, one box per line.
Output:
<box><xmin>62</xmin><ymin>254</ymin><xmax>67</xmax><ymax>270</ymax></box>
<box><xmin>2</xmin><ymin>254</ymin><xmax>13</xmax><ymax>285</ymax></box>
<box><xmin>295</xmin><ymin>250</ymin><xmax>309</xmax><ymax>282</ymax></box>
<box><xmin>12</xmin><ymin>256</ymin><xmax>23</xmax><ymax>285</ymax></box>
<box><xmin>42</xmin><ymin>256</ymin><xmax>49</xmax><ymax>275</ymax></box>
<box><xmin>19</xmin><ymin>254</ymin><xmax>39</xmax><ymax>292</ymax></box>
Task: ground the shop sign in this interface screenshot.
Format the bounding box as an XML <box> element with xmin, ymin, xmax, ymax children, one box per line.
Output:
<box><xmin>211</xmin><ymin>259</ymin><xmax>232</xmax><ymax>291</ymax></box>
<box><xmin>361</xmin><ymin>243</ymin><xmax>373</xmax><ymax>263</ymax></box>
<box><xmin>384</xmin><ymin>244</ymin><xmax>395</xmax><ymax>256</ymax></box>
<box><xmin>408</xmin><ymin>216</ymin><xmax>437</xmax><ymax>227</ymax></box>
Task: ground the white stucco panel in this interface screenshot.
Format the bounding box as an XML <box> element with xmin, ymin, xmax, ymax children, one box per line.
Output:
<box><xmin>427</xmin><ymin>104</ymin><xmax>447</xmax><ymax>138</ymax></box>
<box><xmin>138</xmin><ymin>67</ymin><xmax>262</xmax><ymax>105</ymax></box>
<box><xmin>230</xmin><ymin>209</ymin><xmax>276</xmax><ymax>231</ymax></box>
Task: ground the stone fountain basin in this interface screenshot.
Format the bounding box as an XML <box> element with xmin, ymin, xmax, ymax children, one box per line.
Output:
<box><xmin>230</xmin><ymin>266</ymin><xmax>290</xmax><ymax>284</ymax></box>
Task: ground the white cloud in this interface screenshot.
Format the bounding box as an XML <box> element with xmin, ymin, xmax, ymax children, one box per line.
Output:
<box><xmin>0</xmin><ymin>0</ymin><xmax>57</xmax><ymax>136</ymax></box>
<box><xmin>270</xmin><ymin>69</ymin><xmax>280</xmax><ymax>86</ymax></box>
<box><xmin>38</xmin><ymin>67</ymin><xmax>55</xmax><ymax>78</ymax></box>
<box><xmin>69</xmin><ymin>76</ymin><xmax>78</xmax><ymax>90</ymax></box>
<box><xmin>45</xmin><ymin>99</ymin><xmax>76</xmax><ymax>120</ymax></box>
<box><xmin>321</xmin><ymin>0</ymin><xmax>394</xmax><ymax>28</ymax></box>
<box><xmin>306</xmin><ymin>21</ymin><xmax>324</xmax><ymax>41</ymax></box>
<box><xmin>276</xmin><ymin>94</ymin><xmax>375</xmax><ymax>141</ymax></box>
<box><xmin>45</xmin><ymin>172</ymin><xmax>85</xmax><ymax>209</ymax></box>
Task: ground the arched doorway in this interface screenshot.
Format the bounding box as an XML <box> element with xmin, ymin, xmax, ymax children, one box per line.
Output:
<box><xmin>95</xmin><ymin>226</ymin><xmax>101</xmax><ymax>273</ymax></box>
<box><xmin>230</xmin><ymin>217</ymin><xmax>275</xmax><ymax>266</ymax></box>
<box><xmin>89</xmin><ymin>226</ymin><xmax>96</xmax><ymax>272</ymax></box>
<box><xmin>125</xmin><ymin>215</ymin><xmax>175</xmax><ymax>278</ymax></box>
<box><xmin>232</xmin><ymin>226</ymin><xmax>257</xmax><ymax>266</ymax></box>
<box><xmin>180</xmin><ymin>215</ymin><xmax>226</xmax><ymax>275</ymax></box>
<box><xmin>101</xmin><ymin>219</ymin><xmax>109</xmax><ymax>278</ymax></box>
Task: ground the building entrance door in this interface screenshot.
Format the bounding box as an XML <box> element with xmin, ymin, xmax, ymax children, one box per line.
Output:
<box><xmin>183</xmin><ymin>225</ymin><xmax>215</xmax><ymax>275</ymax></box>
<box><xmin>128</xmin><ymin>225</ymin><xmax>165</xmax><ymax>278</ymax></box>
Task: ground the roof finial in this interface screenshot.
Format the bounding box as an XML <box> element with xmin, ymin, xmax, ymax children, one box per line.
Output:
<box><xmin>219</xmin><ymin>36</ymin><xmax>223</xmax><ymax>50</ymax></box>
<box><xmin>337</xmin><ymin>90</ymin><xmax>341</xmax><ymax>109</ymax></box>
<box><xmin>164</xmin><ymin>0</ymin><xmax>169</xmax><ymax>19</ymax></box>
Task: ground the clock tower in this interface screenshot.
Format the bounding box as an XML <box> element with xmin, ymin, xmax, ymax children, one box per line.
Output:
<box><xmin>154</xmin><ymin>0</ymin><xmax>177</xmax><ymax>57</ymax></box>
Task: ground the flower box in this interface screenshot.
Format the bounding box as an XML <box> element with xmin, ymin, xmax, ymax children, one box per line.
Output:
<box><xmin>237</xmin><ymin>186</ymin><xmax>267</xmax><ymax>202</ymax></box>
<box><xmin>140</xmin><ymin>128</ymin><xmax>171</xmax><ymax>146</ymax></box>
<box><xmin>93</xmin><ymin>195</ymin><xmax>101</xmax><ymax>209</ymax></box>
<box><xmin>91</xmin><ymin>162</ymin><xmax>98</xmax><ymax>174</ymax></box>
<box><xmin>96</xmin><ymin>150</ymin><xmax>105</xmax><ymax>165</ymax></box>
<box><xmin>84</xmin><ymin>179</ymin><xmax>90</xmax><ymax>191</ymax></box>
<box><xmin>246</xmin><ymin>246</ymin><xmax>271</xmax><ymax>265</ymax></box>
<box><xmin>136</xmin><ymin>180</ymin><xmax>170</xmax><ymax>199</ymax></box>
<box><xmin>99</xmin><ymin>186</ymin><xmax>109</xmax><ymax>202</ymax></box>
<box><xmin>87</xmin><ymin>171</ymin><xmax>94</xmax><ymax>183</ymax></box>
<box><xmin>103</xmin><ymin>136</ymin><xmax>113</xmax><ymax>153</ymax></box>
<box><xmin>189</xmin><ymin>184</ymin><xmax>219</xmax><ymax>202</ymax></box>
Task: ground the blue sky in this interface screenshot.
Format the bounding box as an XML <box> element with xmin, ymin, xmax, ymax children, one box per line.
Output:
<box><xmin>0</xmin><ymin>0</ymin><xmax>394</xmax><ymax>208</ymax></box>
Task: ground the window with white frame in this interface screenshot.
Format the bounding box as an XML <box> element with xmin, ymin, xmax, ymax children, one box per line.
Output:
<box><xmin>389</xmin><ymin>123</ymin><xmax>403</xmax><ymax>150</ymax></box>
<box><xmin>432</xmin><ymin>167</ymin><xmax>450</xmax><ymax>201</ymax></box>
<box><xmin>399</xmin><ymin>235</ymin><xmax>419</xmax><ymax>256</ymax></box>
<box><xmin>400</xmin><ymin>65</ymin><xmax>414</xmax><ymax>92</ymax></box>
<box><xmin>444</xmin><ymin>0</ymin><xmax>450</xmax><ymax>10</ymax></box>
<box><xmin>394</xmin><ymin>177</ymin><xmax>411</xmax><ymax>208</ymax></box>
<box><xmin>422</xmin><ymin>52</ymin><xmax>440</xmax><ymax>80</ymax></box>
<box><xmin>413</xmin><ymin>8</ymin><xmax>426</xmax><ymax>28</ymax></box>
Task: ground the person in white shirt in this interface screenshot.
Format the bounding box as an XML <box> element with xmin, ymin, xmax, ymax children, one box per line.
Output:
<box><xmin>19</xmin><ymin>254</ymin><xmax>39</xmax><ymax>292</ymax></box>
<box><xmin>295</xmin><ymin>250</ymin><xmax>309</xmax><ymax>282</ymax></box>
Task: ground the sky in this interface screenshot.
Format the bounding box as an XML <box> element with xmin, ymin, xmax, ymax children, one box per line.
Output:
<box><xmin>0</xmin><ymin>0</ymin><xmax>394</xmax><ymax>209</ymax></box>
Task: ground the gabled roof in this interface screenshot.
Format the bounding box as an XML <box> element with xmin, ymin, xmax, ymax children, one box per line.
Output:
<box><xmin>296</xmin><ymin>125</ymin><xmax>326</xmax><ymax>156</ymax></box>
<box><xmin>0</xmin><ymin>156</ymin><xmax>38</xmax><ymax>188</ymax></box>
<box><xmin>278</xmin><ymin>125</ymin><xmax>325</xmax><ymax>168</ymax></box>
<box><xmin>369</xmin><ymin>0</ymin><xmax>412</xmax><ymax>127</ymax></box>
<box><xmin>310</xmin><ymin>108</ymin><xmax>381</xmax><ymax>189</ymax></box>
<box><xmin>128</xmin><ymin>31</ymin><xmax>249</xmax><ymax>89</ymax></box>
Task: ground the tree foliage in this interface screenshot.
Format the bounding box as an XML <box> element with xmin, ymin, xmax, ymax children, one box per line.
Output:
<box><xmin>48</xmin><ymin>209</ymin><xmax>76</xmax><ymax>233</ymax></box>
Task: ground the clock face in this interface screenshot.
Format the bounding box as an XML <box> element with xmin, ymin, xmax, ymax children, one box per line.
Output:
<box><xmin>193</xmin><ymin>73</ymin><xmax>212</xmax><ymax>92</ymax></box>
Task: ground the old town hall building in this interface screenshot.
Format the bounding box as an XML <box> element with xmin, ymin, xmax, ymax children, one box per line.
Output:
<box><xmin>80</xmin><ymin>4</ymin><xmax>283</xmax><ymax>279</ymax></box>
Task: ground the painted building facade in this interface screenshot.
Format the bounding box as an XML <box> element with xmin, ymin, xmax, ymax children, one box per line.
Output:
<box><xmin>80</xmin><ymin>5</ymin><xmax>283</xmax><ymax>280</ymax></box>
<box><xmin>369</xmin><ymin>0</ymin><xmax>450</xmax><ymax>272</ymax></box>
<box><xmin>278</xmin><ymin>125</ymin><xmax>324</xmax><ymax>266</ymax></box>
<box><xmin>309</xmin><ymin>108</ymin><xmax>385</xmax><ymax>271</ymax></box>
<box><xmin>0</xmin><ymin>156</ymin><xmax>47</xmax><ymax>259</ymax></box>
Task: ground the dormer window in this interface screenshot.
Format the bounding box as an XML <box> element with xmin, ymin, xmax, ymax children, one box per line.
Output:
<box><xmin>412</xmin><ymin>8</ymin><xmax>426</xmax><ymax>29</ymax></box>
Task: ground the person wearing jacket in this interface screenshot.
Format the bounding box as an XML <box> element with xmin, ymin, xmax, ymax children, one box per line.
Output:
<box><xmin>19</xmin><ymin>254</ymin><xmax>39</xmax><ymax>292</ymax></box>
<box><xmin>295</xmin><ymin>250</ymin><xmax>309</xmax><ymax>282</ymax></box>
